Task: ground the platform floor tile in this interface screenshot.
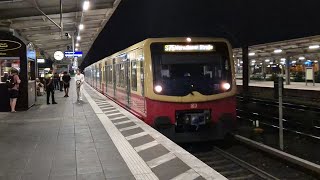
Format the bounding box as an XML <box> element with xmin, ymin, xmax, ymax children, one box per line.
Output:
<box><xmin>83</xmin><ymin>84</ymin><xmax>225</xmax><ymax>180</ymax></box>
<box><xmin>0</xmin><ymin>82</ymin><xmax>134</xmax><ymax>180</ymax></box>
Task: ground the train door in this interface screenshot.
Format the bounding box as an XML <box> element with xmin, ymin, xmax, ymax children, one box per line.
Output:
<box><xmin>140</xmin><ymin>57</ymin><xmax>146</xmax><ymax>113</ymax></box>
<box><xmin>105</xmin><ymin>61</ymin><xmax>108</xmax><ymax>93</ymax></box>
<box><xmin>113</xmin><ymin>59</ymin><xmax>116</xmax><ymax>97</ymax></box>
<box><xmin>93</xmin><ymin>66</ymin><xmax>96</xmax><ymax>88</ymax></box>
<box><xmin>125</xmin><ymin>60</ymin><xmax>131</xmax><ymax>107</ymax></box>
<box><xmin>90</xmin><ymin>68</ymin><xmax>93</xmax><ymax>85</ymax></box>
<box><xmin>99</xmin><ymin>63</ymin><xmax>102</xmax><ymax>91</ymax></box>
<box><xmin>102</xmin><ymin>65</ymin><xmax>105</xmax><ymax>93</ymax></box>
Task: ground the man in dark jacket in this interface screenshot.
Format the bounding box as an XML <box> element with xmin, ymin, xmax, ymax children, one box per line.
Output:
<box><xmin>45</xmin><ymin>70</ymin><xmax>57</xmax><ymax>105</ymax></box>
<box><xmin>62</xmin><ymin>71</ymin><xmax>71</xmax><ymax>97</ymax></box>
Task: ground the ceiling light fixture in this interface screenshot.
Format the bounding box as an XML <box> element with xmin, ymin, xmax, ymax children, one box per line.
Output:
<box><xmin>249</xmin><ymin>52</ymin><xmax>255</xmax><ymax>56</ymax></box>
<box><xmin>299</xmin><ymin>56</ymin><xmax>305</xmax><ymax>60</ymax></box>
<box><xmin>83</xmin><ymin>1</ymin><xmax>90</xmax><ymax>11</ymax></box>
<box><xmin>76</xmin><ymin>43</ymin><xmax>79</xmax><ymax>47</ymax></box>
<box><xmin>265</xmin><ymin>59</ymin><xmax>270</xmax><ymax>62</ymax></box>
<box><xmin>309</xmin><ymin>45</ymin><xmax>320</xmax><ymax>49</ymax></box>
<box><xmin>77</xmin><ymin>36</ymin><xmax>81</xmax><ymax>40</ymax></box>
<box><xmin>274</xmin><ymin>49</ymin><xmax>282</xmax><ymax>53</ymax></box>
<box><xmin>79</xmin><ymin>24</ymin><xmax>84</xmax><ymax>30</ymax></box>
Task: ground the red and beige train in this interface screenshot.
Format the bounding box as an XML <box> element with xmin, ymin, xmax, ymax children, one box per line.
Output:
<box><xmin>84</xmin><ymin>37</ymin><xmax>237</xmax><ymax>142</ymax></box>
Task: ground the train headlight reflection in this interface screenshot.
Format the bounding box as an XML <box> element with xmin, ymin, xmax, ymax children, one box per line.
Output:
<box><xmin>154</xmin><ymin>85</ymin><xmax>163</xmax><ymax>93</ymax></box>
<box><xmin>222</xmin><ymin>83</ymin><xmax>231</xmax><ymax>90</ymax></box>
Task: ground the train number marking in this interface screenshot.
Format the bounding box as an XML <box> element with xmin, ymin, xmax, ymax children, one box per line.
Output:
<box><xmin>190</xmin><ymin>103</ymin><xmax>198</xmax><ymax>109</ymax></box>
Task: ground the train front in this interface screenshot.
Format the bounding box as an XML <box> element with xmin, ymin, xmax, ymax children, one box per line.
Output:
<box><xmin>144</xmin><ymin>38</ymin><xmax>237</xmax><ymax>142</ymax></box>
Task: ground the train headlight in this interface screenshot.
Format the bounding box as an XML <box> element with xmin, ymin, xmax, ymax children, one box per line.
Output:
<box><xmin>222</xmin><ymin>83</ymin><xmax>231</xmax><ymax>90</ymax></box>
<box><xmin>154</xmin><ymin>85</ymin><xmax>163</xmax><ymax>93</ymax></box>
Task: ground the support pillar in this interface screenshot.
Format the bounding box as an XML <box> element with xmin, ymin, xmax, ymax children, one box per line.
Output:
<box><xmin>285</xmin><ymin>57</ymin><xmax>290</xmax><ymax>85</ymax></box>
<box><xmin>242</xmin><ymin>45</ymin><xmax>249</xmax><ymax>93</ymax></box>
<box><xmin>262</xmin><ymin>61</ymin><xmax>266</xmax><ymax>80</ymax></box>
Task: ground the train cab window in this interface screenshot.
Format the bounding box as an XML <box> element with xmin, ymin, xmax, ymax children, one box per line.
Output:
<box><xmin>150</xmin><ymin>42</ymin><xmax>232</xmax><ymax>96</ymax></box>
<box><xmin>131</xmin><ymin>61</ymin><xmax>137</xmax><ymax>91</ymax></box>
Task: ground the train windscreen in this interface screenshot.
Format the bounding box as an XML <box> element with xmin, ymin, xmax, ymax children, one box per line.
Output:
<box><xmin>150</xmin><ymin>42</ymin><xmax>232</xmax><ymax>96</ymax></box>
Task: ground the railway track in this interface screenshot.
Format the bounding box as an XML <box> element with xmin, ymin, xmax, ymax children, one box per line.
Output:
<box><xmin>237</xmin><ymin>96</ymin><xmax>320</xmax><ymax>112</ymax></box>
<box><xmin>236</xmin><ymin>96</ymin><xmax>320</xmax><ymax>138</ymax></box>
<box><xmin>236</xmin><ymin>109</ymin><xmax>320</xmax><ymax>140</ymax></box>
<box><xmin>186</xmin><ymin>136</ymin><xmax>319</xmax><ymax>179</ymax></box>
<box><xmin>193</xmin><ymin>147</ymin><xmax>278</xmax><ymax>180</ymax></box>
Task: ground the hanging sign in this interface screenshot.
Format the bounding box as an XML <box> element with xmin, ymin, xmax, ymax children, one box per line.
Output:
<box><xmin>64</xmin><ymin>51</ymin><xmax>83</xmax><ymax>57</ymax></box>
<box><xmin>0</xmin><ymin>40</ymin><xmax>22</xmax><ymax>52</ymax></box>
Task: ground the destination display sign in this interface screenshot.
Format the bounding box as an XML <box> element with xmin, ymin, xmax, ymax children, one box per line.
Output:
<box><xmin>164</xmin><ymin>44</ymin><xmax>215</xmax><ymax>52</ymax></box>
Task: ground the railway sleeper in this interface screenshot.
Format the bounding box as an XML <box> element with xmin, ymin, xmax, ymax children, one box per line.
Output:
<box><xmin>213</xmin><ymin>163</ymin><xmax>238</xmax><ymax>171</ymax></box>
<box><xmin>203</xmin><ymin>159</ymin><xmax>229</xmax><ymax>166</ymax></box>
<box><xmin>219</xmin><ymin>167</ymin><xmax>252</xmax><ymax>177</ymax></box>
<box><xmin>228</xmin><ymin>174</ymin><xmax>257</xmax><ymax>180</ymax></box>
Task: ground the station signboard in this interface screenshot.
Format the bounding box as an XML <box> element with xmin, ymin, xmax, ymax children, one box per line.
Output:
<box><xmin>37</xmin><ymin>58</ymin><xmax>45</xmax><ymax>63</ymax></box>
<box><xmin>64</xmin><ymin>51</ymin><xmax>83</xmax><ymax>58</ymax></box>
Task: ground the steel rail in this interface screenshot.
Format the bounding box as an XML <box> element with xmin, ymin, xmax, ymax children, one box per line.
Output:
<box><xmin>213</xmin><ymin>147</ymin><xmax>279</xmax><ymax>180</ymax></box>
<box><xmin>234</xmin><ymin>134</ymin><xmax>320</xmax><ymax>175</ymax></box>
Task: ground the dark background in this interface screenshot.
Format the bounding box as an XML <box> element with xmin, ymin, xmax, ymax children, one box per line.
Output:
<box><xmin>80</xmin><ymin>0</ymin><xmax>320</xmax><ymax>69</ymax></box>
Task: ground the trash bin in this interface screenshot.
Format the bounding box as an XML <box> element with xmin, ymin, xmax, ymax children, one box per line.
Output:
<box><xmin>274</xmin><ymin>76</ymin><xmax>284</xmax><ymax>99</ymax></box>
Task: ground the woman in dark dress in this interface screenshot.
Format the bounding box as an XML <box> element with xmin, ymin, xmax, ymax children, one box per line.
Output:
<box><xmin>62</xmin><ymin>71</ymin><xmax>71</xmax><ymax>97</ymax></box>
<box><xmin>8</xmin><ymin>68</ymin><xmax>21</xmax><ymax>112</ymax></box>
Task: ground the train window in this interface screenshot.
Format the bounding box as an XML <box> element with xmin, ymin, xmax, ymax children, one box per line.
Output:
<box><xmin>107</xmin><ymin>66</ymin><xmax>113</xmax><ymax>84</ymax></box>
<box><xmin>119</xmin><ymin>63</ymin><xmax>125</xmax><ymax>88</ymax></box>
<box><xmin>140</xmin><ymin>58</ymin><xmax>144</xmax><ymax>95</ymax></box>
<box><xmin>116</xmin><ymin>64</ymin><xmax>120</xmax><ymax>87</ymax></box>
<box><xmin>131</xmin><ymin>61</ymin><xmax>137</xmax><ymax>91</ymax></box>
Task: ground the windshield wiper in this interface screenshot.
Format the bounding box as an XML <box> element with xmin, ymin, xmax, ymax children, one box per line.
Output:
<box><xmin>189</xmin><ymin>84</ymin><xmax>195</xmax><ymax>96</ymax></box>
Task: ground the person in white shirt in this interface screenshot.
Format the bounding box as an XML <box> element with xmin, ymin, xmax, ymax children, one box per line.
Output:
<box><xmin>74</xmin><ymin>69</ymin><xmax>85</xmax><ymax>101</ymax></box>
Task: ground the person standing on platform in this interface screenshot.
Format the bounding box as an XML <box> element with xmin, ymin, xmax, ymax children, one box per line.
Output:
<box><xmin>7</xmin><ymin>68</ymin><xmax>21</xmax><ymax>112</ymax></box>
<box><xmin>45</xmin><ymin>70</ymin><xmax>57</xmax><ymax>105</ymax></box>
<box><xmin>53</xmin><ymin>72</ymin><xmax>60</xmax><ymax>90</ymax></box>
<box><xmin>59</xmin><ymin>72</ymin><xmax>64</xmax><ymax>91</ymax></box>
<box><xmin>74</xmin><ymin>69</ymin><xmax>84</xmax><ymax>101</ymax></box>
<box><xmin>62</xmin><ymin>71</ymin><xmax>71</xmax><ymax>97</ymax></box>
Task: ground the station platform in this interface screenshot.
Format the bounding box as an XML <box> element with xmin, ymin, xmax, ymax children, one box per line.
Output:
<box><xmin>236</xmin><ymin>79</ymin><xmax>320</xmax><ymax>91</ymax></box>
<box><xmin>0</xmin><ymin>82</ymin><xmax>225</xmax><ymax>180</ymax></box>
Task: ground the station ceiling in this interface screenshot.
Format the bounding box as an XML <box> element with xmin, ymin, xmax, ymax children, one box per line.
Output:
<box><xmin>233</xmin><ymin>35</ymin><xmax>320</xmax><ymax>65</ymax></box>
<box><xmin>0</xmin><ymin>0</ymin><xmax>121</xmax><ymax>65</ymax></box>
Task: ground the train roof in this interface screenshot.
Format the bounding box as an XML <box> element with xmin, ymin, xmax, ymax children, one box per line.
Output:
<box><xmin>87</xmin><ymin>37</ymin><xmax>231</xmax><ymax>68</ymax></box>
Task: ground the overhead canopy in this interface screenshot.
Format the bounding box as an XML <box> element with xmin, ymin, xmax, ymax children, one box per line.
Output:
<box><xmin>233</xmin><ymin>35</ymin><xmax>320</xmax><ymax>64</ymax></box>
<box><xmin>0</xmin><ymin>0</ymin><xmax>121</xmax><ymax>65</ymax></box>
<box><xmin>79</xmin><ymin>0</ymin><xmax>320</xmax><ymax>69</ymax></box>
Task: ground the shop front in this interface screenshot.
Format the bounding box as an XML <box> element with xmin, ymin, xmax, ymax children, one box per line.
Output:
<box><xmin>0</xmin><ymin>30</ymin><xmax>36</xmax><ymax>111</ymax></box>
